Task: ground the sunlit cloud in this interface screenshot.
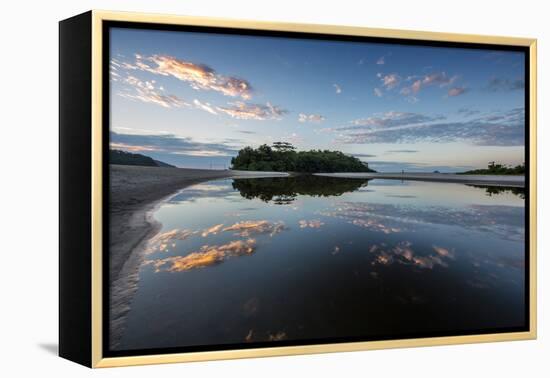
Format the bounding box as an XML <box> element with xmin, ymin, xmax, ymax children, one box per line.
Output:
<box><xmin>223</xmin><ymin>220</ymin><xmax>286</xmax><ymax>237</ymax></box>
<box><xmin>298</xmin><ymin>219</ymin><xmax>324</xmax><ymax>229</ymax></box>
<box><xmin>216</xmin><ymin>102</ymin><xmax>288</xmax><ymax>120</ymax></box>
<box><xmin>109</xmin><ymin>142</ymin><xmax>157</xmax><ymax>152</ymax></box>
<box><xmin>193</xmin><ymin>99</ymin><xmax>218</xmax><ymax>115</ymax></box>
<box><xmin>298</xmin><ymin>113</ymin><xmax>326</xmax><ymax>123</ymax></box>
<box><xmin>447</xmin><ymin>87</ymin><xmax>468</xmax><ymax>97</ymax></box>
<box><xmin>333</xmin><ymin>83</ymin><xmax>342</xmax><ymax>94</ymax></box>
<box><xmin>400</xmin><ymin>72</ymin><xmax>458</xmax><ymax>97</ymax></box>
<box><xmin>149</xmin><ymin>239</ymin><xmax>257</xmax><ymax>272</ymax></box>
<box><xmin>379</xmin><ymin>73</ymin><xmax>401</xmax><ymax>90</ymax></box>
<box><xmin>117</xmin><ymin>75</ymin><xmax>189</xmax><ymax>108</ymax></box>
<box><xmin>120</xmin><ymin>55</ymin><xmax>253</xmax><ymax>99</ymax></box>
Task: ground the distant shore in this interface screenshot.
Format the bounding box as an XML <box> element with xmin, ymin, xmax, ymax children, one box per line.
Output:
<box><xmin>314</xmin><ymin>172</ymin><xmax>525</xmax><ymax>187</ymax></box>
<box><xmin>108</xmin><ymin>165</ymin><xmax>288</xmax><ymax>348</ymax></box>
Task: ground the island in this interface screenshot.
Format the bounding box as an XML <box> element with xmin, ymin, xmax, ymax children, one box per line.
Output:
<box><xmin>230</xmin><ymin>142</ymin><xmax>376</xmax><ymax>173</ymax></box>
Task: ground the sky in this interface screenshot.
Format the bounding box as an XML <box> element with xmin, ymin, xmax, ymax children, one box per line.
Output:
<box><xmin>109</xmin><ymin>27</ymin><xmax>526</xmax><ymax>172</ymax></box>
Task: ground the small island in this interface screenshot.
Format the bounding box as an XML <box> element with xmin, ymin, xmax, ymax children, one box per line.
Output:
<box><xmin>230</xmin><ymin>142</ymin><xmax>375</xmax><ymax>173</ymax></box>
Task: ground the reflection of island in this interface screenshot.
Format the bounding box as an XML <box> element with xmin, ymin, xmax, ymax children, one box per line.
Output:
<box><xmin>232</xmin><ymin>175</ymin><xmax>371</xmax><ymax>204</ymax></box>
<box><xmin>468</xmin><ymin>185</ymin><xmax>525</xmax><ymax>199</ymax></box>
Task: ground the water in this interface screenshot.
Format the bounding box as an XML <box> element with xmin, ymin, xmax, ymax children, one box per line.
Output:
<box><xmin>116</xmin><ymin>176</ymin><xmax>526</xmax><ymax>352</ymax></box>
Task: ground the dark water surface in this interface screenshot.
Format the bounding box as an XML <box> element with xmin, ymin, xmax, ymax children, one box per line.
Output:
<box><xmin>116</xmin><ymin>176</ymin><xmax>526</xmax><ymax>351</ymax></box>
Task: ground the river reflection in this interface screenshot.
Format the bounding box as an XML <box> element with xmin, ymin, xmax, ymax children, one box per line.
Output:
<box><xmin>115</xmin><ymin>176</ymin><xmax>526</xmax><ymax>352</ymax></box>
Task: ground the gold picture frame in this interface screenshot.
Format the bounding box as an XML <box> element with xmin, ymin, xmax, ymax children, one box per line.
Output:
<box><xmin>59</xmin><ymin>9</ymin><xmax>537</xmax><ymax>368</ymax></box>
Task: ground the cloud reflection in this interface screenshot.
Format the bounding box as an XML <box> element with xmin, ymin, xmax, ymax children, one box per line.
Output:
<box><xmin>322</xmin><ymin>202</ymin><xmax>524</xmax><ymax>240</ymax></box>
<box><xmin>223</xmin><ymin>220</ymin><xmax>286</xmax><ymax>237</ymax></box>
<box><xmin>298</xmin><ymin>219</ymin><xmax>325</xmax><ymax>229</ymax></box>
<box><xmin>369</xmin><ymin>241</ymin><xmax>454</xmax><ymax>269</ymax></box>
<box><xmin>149</xmin><ymin>239</ymin><xmax>257</xmax><ymax>272</ymax></box>
<box><xmin>147</xmin><ymin>229</ymin><xmax>197</xmax><ymax>252</ymax></box>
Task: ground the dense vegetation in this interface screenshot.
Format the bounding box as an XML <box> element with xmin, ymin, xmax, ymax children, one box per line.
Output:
<box><xmin>110</xmin><ymin>149</ymin><xmax>175</xmax><ymax>168</ymax></box>
<box><xmin>232</xmin><ymin>175</ymin><xmax>371</xmax><ymax>204</ymax></box>
<box><xmin>460</xmin><ymin>162</ymin><xmax>525</xmax><ymax>175</ymax></box>
<box><xmin>230</xmin><ymin>142</ymin><xmax>375</xmax><ymax>173</ymax></box>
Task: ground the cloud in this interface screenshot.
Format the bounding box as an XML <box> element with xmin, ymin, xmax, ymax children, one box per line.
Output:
<box><xmin>447</xmin><ymin>87</ymin><xmax>468</xmax><ymax>97</ymax></box>
<box><xmin>386</xmin><ymin>149</ymin><xmax>418</xmax><ymax>153</ymax></box>
<box><xmin>339</xmin><ymin>111</ymin><xmax>444</xmax><ymax>132</ymax></box>
<box><xmin>364</xmin><ymin>160</ymin><xmax>474</xmax><ymax>173</ymax></box>
<box><xmin>333</xmin><ymin>84</ymin><xmax>342</xmax><ymax>94</ymax></box>
<box><xmin>373</xmin><ymin>88</ymin><xmax>383</xmax><ymax>97</ymax></box>
<box><xmin>457</xmin><ymin>108</ymin><xmax>481</xmax><ymax>117</ymax></box>
<box><xmin>121</xmin><ymin>55</ymin><xmax>253</xmax><ymax>99</ymax></box>
<box><xmin>193</xmin><ymin>99</ymin><xmax>218</xmax><ymax>115</ymax></box>
<box><xmin>110</xmin><ymin>142</ymin><xmax>157</xmax><ymax>152</ymax></box>
<box><xmin>110</xmin><ymin>131</ymin><xmax>240</xmax><ymax>158</ymax></box>
<box><xmin>380</xmin><ymin>73</ymin><xmax>401</xmax><ymax>90</ymax></box>
<box><xmin>216</xmin><ymin>102</ymin><xmax>287</xmax><ymax>120</ymax></box>
<box><xmin>298</xmin><ymin>113</ymin><xmax>326</xmax><ymax>123</ymax></box>
<box><xmin>149</xmin><ymin>239</ymin><xmax>257</xmax><ymax>272</ymax></box>
<box><xmin>400</xmin><ymin>72</ymin><xmax>457</xmax><ymax>96</ymax></box>
<box><xmin>351</xmin><ymin>153</ymin><xmax>377</xmax><ymax>158</ymax></box>
<box><xmin>117</xmin><ymin>75</ymin><xmax>189</xmax><ymax>108</ymax></box>
<box><xmin>338</xmin><ymin>108</ymin><xmax>525</xmax><ymax>146</ymax></box>
<box><xmin>486</xmin><ymin>77</ymin><xmax>525</xmax><ymax>91</ymax></box>
<box><xmin>376</xmin><ymin>56</ymin><xmax>385</xmax><ymax>65</ymax></box>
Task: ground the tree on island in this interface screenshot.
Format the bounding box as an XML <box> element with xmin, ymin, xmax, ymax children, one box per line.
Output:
<box><xmin>460</xmin><ymin>162</ymin><xmax>525</xmax><ymax>175</ymax></box>
<box><xmin>230</xmin><ymin>142</ymin><xmax>375</xmax><ymax>173</ymax></box>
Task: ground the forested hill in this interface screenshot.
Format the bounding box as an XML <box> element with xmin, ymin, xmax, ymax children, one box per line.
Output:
<box><xmin>110</xmin><ymin>149</ymin><xmax>175</xmax><ymax>168</ymax></box>
<box><xmin>230</xmin><ymin>142</ymin><xmax>375</xmax><ymax>173</ymax></box>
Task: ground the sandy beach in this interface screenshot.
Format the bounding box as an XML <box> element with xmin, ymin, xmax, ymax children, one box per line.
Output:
<box><xmin>314</xmin><ymin>172</ymin><xmax>525</xmax><ymax>187</ymax></box>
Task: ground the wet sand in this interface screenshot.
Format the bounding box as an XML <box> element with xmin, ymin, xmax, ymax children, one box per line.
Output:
<box><xmin>109</xmin><ymin>165</ymin><xmax>288</xmax><ymax>347</ymax></box>
<box><xmin>314</xmin><ymin>172</ymin><xmax>525</xmax><ymax>187</ymax></box>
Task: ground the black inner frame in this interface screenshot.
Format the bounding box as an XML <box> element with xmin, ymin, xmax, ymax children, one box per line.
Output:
<box><xmin>102</xmin><ymin>20</ymin><xmax>531</xmax><ymax>358</ymax></box>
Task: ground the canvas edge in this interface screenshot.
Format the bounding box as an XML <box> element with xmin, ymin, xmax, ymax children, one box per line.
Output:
<box><xmin>88</xmin><ymin>9</ymin><xmax>537</xmax><ymax>368</ymax></box>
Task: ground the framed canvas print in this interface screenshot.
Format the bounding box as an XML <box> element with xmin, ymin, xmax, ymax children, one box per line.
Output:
<box><xmin>59</xmin><ymin>10</ymin><xmax>537</xmax><ymax>368</ymax></box>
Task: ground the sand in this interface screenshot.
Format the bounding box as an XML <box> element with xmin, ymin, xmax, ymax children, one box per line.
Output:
<box><xmin>314</xmin><ymin>172</ymin><xmax>525</xmax><ymax>187</ymax></box>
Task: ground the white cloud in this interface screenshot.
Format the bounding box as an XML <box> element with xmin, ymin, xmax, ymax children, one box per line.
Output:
<box><xmin>298</xmin><ymin>113</ymin><xmax>326</xmax><ymax>123</ymax></box>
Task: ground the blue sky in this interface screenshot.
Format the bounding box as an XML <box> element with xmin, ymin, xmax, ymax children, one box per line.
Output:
<box><xmin>109</xmin><ymin>27</ymin><xmax>525</xmax><ymax>172</ymax></box>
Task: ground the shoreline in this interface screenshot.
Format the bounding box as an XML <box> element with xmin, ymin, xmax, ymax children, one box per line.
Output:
<box><xmin>314</xmin><ymin>172</ymin><xmax>525</xmax><ymax>187</ymax></box>
<box><xmin>109</xmin><ymin>165</ymin><xmax>288</xmax><ymax>348</ymax></box>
